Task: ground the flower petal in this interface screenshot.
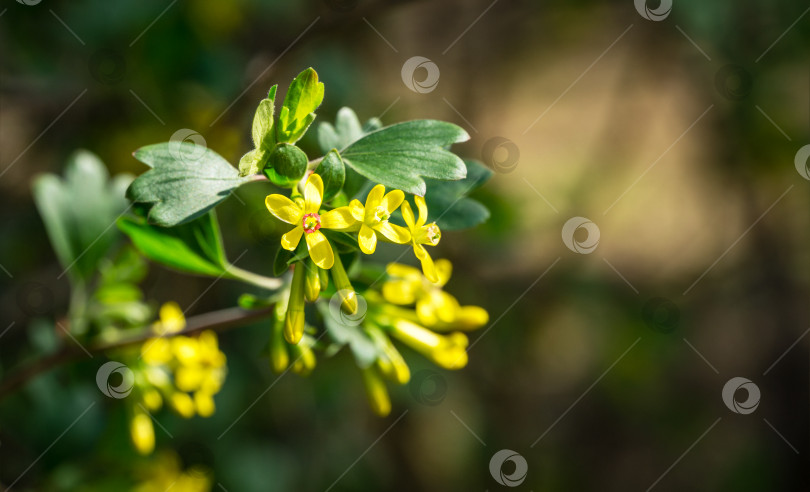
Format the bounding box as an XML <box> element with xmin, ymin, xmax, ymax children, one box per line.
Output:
<box><xmin>401</xmin><ymin>201</ymin><xmax>416</xmax><ymax>229</ymax></box>
<box><xmin>413</xmin><ymin>244</ymin><xmax>439</xmax><ymax>283</ymax></box>
<box><xmin>375</xmin><ymin>222</ymin><xmax>411</xmax><ymax>244</ymax></box>
<box><xmin>304</xmin><ymin>173</ymin><xmax>324</xmax><ymax>213</ymax></box>
<box><xmin>435</xmin><ymin>258</ymin><xmax>453</xmax><ymax>286</ymax></box>
<box><xmin>281</xmin><ymin>226</ymin><xmax>304</xmax><ymax>251</ymax></box>
<box><xmin>305</xmin><ymin>230</ymin><xmax>334</xmax><ymax>269</ymax></box>
<box><xmin>349</xmin><ymin>199</ymin><xmax>365</xmax><ymax>221</ymax></box>
<box><xmin>386</xmin><ymin>262</ymin><xmax>423</xmax><ymax>280</ymax></box>
<box><xmin>321</xmin><ymin>207</ymin><xmax>358</xmax><ymax>230</ymax></box>
<box><xmin>266</xmin><ymin>194</ymin><xmax>302</xmax><ymax>224</ymax></box>
<box><xmin>381</xmin><ymin>189</ymin><xmax>405</xmax><ymax>214</ymax></box>
<box><xmin>382</xmin><ymin>279</ymin><xmax>418</xmax><ymax>305</ymax></box>
<box><xmin>358</xmin><ymin>224</ymin><xmax>377</xmax><ymax>254</ymax></box>
<box><xmin>363</xmin><ymin>185</ymin><xmax>385</xmax><ymax>221</ymax></box>
<box><xmin>415</xmin><ymin>195</ymin><xmax>429</xmax><ymax>227</ymax></box>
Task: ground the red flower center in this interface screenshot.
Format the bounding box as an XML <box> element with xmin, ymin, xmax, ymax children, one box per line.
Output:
<box><xmin>302</xmin><ymin>213</ymin><xmax>321</xmax><ymax>233</ymax></box>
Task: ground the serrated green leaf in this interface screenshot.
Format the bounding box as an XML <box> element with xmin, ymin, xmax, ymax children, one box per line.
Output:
<box><xmin>128</xmin><ymin>142</ymin><xmax>248</xmax><ymax>227</ymax></box>
<box><xmin>423</xmin><ymin>159</ymin><xmax>492</xmax><ymax>230</ymax></box>
<box><xmin>277</xmin><ymin>68</ymin><xmax>324</xmax><ymax>144</ymax></box>
<box><xmin>264</xmin><ymin>143</ymin><xmax>308</xmax><ymax>187</ymax></box>
<box><xmin>32</xmin><ymin>150</ymin><xmax>132</xmax><ymax>282</ymax></box>
<box><xmin>315</xmin><ymin>149</ymin><xmax>345</xmax><ymax>201</ymax></box>
<box><xmin>341</xmin><ymin>120</ymin><xmax>469</xmax><ymax>195</ymax></box>
<box><xmin>117</xmin><ymin>211</ymin><xmax>228</xmax><ymax>277</ymax></box>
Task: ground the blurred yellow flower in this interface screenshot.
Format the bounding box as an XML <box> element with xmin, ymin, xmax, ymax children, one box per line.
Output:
<box><xmin>382</xmin><ymin>261</ymin><xmax>489</xmax><ymax>331</ymax></box>
<box><xmin>265</xmin><ymin>173</ymin><xmax>355</xmax><ymax>269</ymax></box>
<box><xmin>134</xmin><ymin>451</ymin><xmax>211</xmax><ymax>492</ymax></box>
<box><xmin>130</xmin><ymin>407</ymin><xmax>155</xmax><ymax>455</ymax></box>
<box><xmin>347</xmin><ymin>184</ymin><xmax>411</xmax><ymax>254</ymax></box>
<box><xmin>390</xmin><ymin>318</ymin><xmax>469</xmax><ymax>370</ymax></box>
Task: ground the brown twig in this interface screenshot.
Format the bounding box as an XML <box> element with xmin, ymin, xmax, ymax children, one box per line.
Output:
<box><xmin>0</xmin><ymin>306</ymin><xmax>275</xmax><ymax>401</ymax></box>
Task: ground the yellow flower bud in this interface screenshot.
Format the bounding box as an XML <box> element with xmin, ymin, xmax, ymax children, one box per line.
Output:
<box><xmin>361</xmin><ymin>366</ymin><xmax>391</xmax><ymax>417</ymax></box>
<box><xmin>143</xmin><ymin>388</ymin><xmax>163</xmax><ymax>411</ymax></box>
<box><xmin>330</xmin><ymin>253</ymin><xmax>357</xmax><ymax>314</ymax></box>
<box><xmin>390</xmin><ymin>319</ymin><xmax>469</xmax><ymax>370</ymax></box>
<box><xmin>130</xmin><ymin>409</ymin><xmax>155</xmax><ymax>455</ymax></box>
<box><xmin>194</xmin><ymin>391</ymin><xmax>216</xmax><ymax>417</ymax></box>
<box><xmin>153</xmin><ymin>301</ymin><xmax>186</xmax><ymax>335</ymax></box>
<box><xmin>269</xmin><ymin>317</ymin><xmax>289</xmax><ymax>373</ymax></box>
<box><xmin>290</xmin><ymin>339</ymin><xmax>316</xmax><ymax>376</ymax></box>
<box><xmin>170</xmin><ymin>392</ymin><xmax>196</xmax><ymax>418</ymax></box>
<box><xmin>304</xmin><ymin>260</ymin><xmax>321</xmax><ymax>302</ymax></box>
<box><xmin>284</xmin><ymin>262</ymin><xmax>306</xmax><ymax>344</ymax></box>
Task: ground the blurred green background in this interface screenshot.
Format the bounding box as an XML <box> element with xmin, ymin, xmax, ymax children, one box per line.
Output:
<box><xmin>1</xmin><ymin>0</ymin><xmax>809</xmax><ymax>490</ymax></box>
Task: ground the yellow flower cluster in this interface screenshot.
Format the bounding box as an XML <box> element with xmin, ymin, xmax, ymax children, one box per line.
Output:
<box><xmin>265</xmin><ymin>173</ymin><xmax>442</xmax><ymax>279</ymax></box>
<box><xmin>133</xmin><ymin>451</ymin><xmax>211</xmax><ymax>492</ymax></box>
<box><xmin>264</xmin><ymin>173</ymin><xmax>488</xmax><ymax>416</ymax></box>
<box><xmin>129</xmin><ymin>302</ymin><xmax>227</xmax><ymax>454</ymax></box>
<box><xmin>356</xmin><ymin>262</ymin><xmax>488</xmax><ymax>415</ymax></box>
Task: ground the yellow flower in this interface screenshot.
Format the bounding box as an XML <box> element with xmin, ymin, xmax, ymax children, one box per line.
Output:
<box><xmin>348</xmin><ymin>184</ymin><xmax>411</xmax><ymax>254</ymax></box>
<box><xmin>382</xmin><ymin>261</ymin><xmax>488</xmax><ymax>331</ymax></box>
<box><xmin>153</xmin><ymin>301</ymin><xmax>185</xmax><ymax>335</ymax></box>
<box><xmin>390</xmin><ymin>319</ymin><xmax>469</xmax><ymax>370</ymax></box>
<box><xmin>265</xmin><ymin>173</ymin><xmax>355</xmax><ymax>269</ymax></box>
<box><xmin>130</xmin><ymin>407</ymin><xmax>155</xmax><ymax>455</ymax></box>
<box><xmin>401</xmin><ymin>195</ymin><xmax>442</xmax><ymax>282</ymax></box>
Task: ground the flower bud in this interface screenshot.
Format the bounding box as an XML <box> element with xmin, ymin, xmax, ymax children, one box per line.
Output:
<box><xmin>304</xmin><ymin>260</ymin><xmax>321</xmax><ymax>302</ymax></box>
<box><xmin>330</xmin><ymin>253</ymin><xmax>357</xmax><ymax>314</ymax></box>
<box><xmin>361</xmin><ymin>366</ymin><xmax>391</xmax><ymax>417</ymax></box>
<box><xmin>284</xmin><ymin>262</ymin><xmax>306</xmax><ymax>344</ymax></box>
<box><xmin>130</xmin><ymin>408</ymin><xmax>155</xmax><ymax>455</ymax></box>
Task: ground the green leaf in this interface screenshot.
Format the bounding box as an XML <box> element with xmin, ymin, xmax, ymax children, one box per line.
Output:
<box><xmin>423</xmin><ymin>159</ymin><xmax>492</xmax><ymax>230</ymax></box>
<box><xmin>32</xmin><ymin>150</ymin><xmax>132</xmax><ymax>282</ymax></box>
<box><xmin>263</xmin><ymin>143</ymin><xmax>308</xmax><ymax>187</ymax></box>
<box><xmin>317</xmin><ymin>302</ymin><xmax>379</xmax><ymax>368</ymax></box>
<box><xmin>117</xmin><ymin>211</ymin><xmax>228</xmax><ymax>277</ymax></box>
<box><xmin>273</xmin><ymin>246</ymin><xmax>294</xmax><ymax>277</ymax></box>
<box><xmin>341</xmin><ymin>120</ymin><xmax>469</xmax><ymax>195</ymax></box>
<box><xmin>314</xmin><ymin>149</ymin><xmax>345</xmax><ymax>201</ymax></box>
<box><xmin>238</xmin><ymin>148</ymin><xmax>266</xmax><ymax>177</ymax></box>
<box><xmin>277</xmin><ymin>68</ymin><xmax>324</xmax><ymax>144</ymax></box>
<box><xmin>128</xmin><ymin>142</ymin><xmax>248</xmax><ymax>227</ymax></box>
<box><xmin>252</xmin><ymin>96</ymin><xmax>276</xmax><ymax>150</ymax></box>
